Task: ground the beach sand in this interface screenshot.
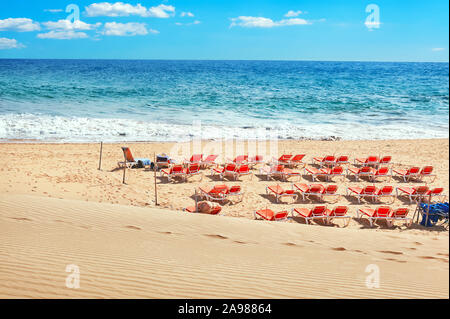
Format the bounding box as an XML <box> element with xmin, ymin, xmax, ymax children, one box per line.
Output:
<box><xmin>0</xmin><ymin>139</ymin><xmax>448</xmax><ymax>298</ymax></box>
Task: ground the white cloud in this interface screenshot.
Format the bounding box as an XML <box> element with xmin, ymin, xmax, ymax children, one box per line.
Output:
<box><xmin>0</xmin><ymin>18</ymin><xmax>40</xmax><ymax>32</ymax></box>
<box><xmin>231</xmin><ymin>16</ymin><xmax>275</xmax><ymax>28</ymax></box>
<box><xmin>101</xmin><ymin>22</ymin><xmax>158</xmax><ymax>36</ymax></box>
<box><xmin>284</xmin><ymin>10</ymin><xmax>303</xmax><ymax>17</ymax></box>
<box><xmin>230</xmin><ymin>16</ymin><xmax>310</xmax><ymax>28</ymax></box>
<box><xmin>85</xmin><ymin>2</ymin><xmax>175</xmax><ymax>18</ymax></box>
<box><xmin>432</xmin><ymin>48</ymin><xmax>445</xmax><ymax>52</ymax></box>
<box><xmin>175</xmin><ymin>20</ymin><xmax>201</xmax><ymax>26</ymax></box>
<box><xmin>147</xmin><ymin>4</ymin><xmax>175</xmax><ymax>18</ymax></box>
<box><xmin>37</xmin><ymin>31</ymin><xmax>89</xmax><ymax>39</ymax></box>
<box><xmin>278</xmin><ymin>18</ymin><xmax>309</xmax><ymax>26</ymax></box>
<box><xmin>43</xmin><ymin>19</ymin><xmax>101</xmax><ymax>31</ymax></box>
<box><xmin>0</xmin><ymin>37</ymin><xmax>25</xmax><ymax>49</ymax></box>
<box><xmin>180</xmin><ymin>12</ymin><xmax>194</xmax><ymax>17</ymax></box>
<box><xmin>44</xmin><ymin>9</ymin><xmax>63</xmax><ymax>13</ymax></box>
<box><xmin>85</xmin><ymin>2</ymin><xmax>146</xmax><ymax>16</ymax></box>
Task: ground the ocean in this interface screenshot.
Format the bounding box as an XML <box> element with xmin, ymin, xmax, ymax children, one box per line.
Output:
<box><xmin>0</xmin><ymin>59</ymin><xmax>448</xmax><ymax>142</ymax></box>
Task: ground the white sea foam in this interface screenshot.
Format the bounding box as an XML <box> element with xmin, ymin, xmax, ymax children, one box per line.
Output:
<box><xmin>0</xmin><ymin>113</ymin><xmax>448</xmax><ymax>143</ymax></box>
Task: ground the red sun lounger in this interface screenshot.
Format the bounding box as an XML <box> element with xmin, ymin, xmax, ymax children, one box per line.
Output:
<box><xmin>378</xmin><ymin>156</ymin><xmax>392</xmax><ymax>167</ymax></box>
<box><xmin>161</xmin><ymin>164</ymin><xmax>187</xmax><ymax>182</ymax></box>
<box><xmin>372</xmin><ymin>186</ymin><xmax>395</xmax><ymax>204</ymax></box>
<box><xmin>185</xmin><ymin>154</ymin><xmax>203</xmax><ymax>165</ymax></box>
<box><xmin>325</xmin><ymin>206</ymin><xmax>351</xmax><ymax>227</ymax></box>
<box><xmin>213</xmin><ymin>163</ymin><xmax>252</xmax><ymax>180</ymax></box>
<box><xmin>200</xmin><ymin>155</ymin><xmax>218</xmax><ymax>168</ymax></box>
<box><xmin>370</xmin><ymin>167</ymin><xmax>391</xmax><ymax>182</ymax></box>
<box><xmin>388</xmin><ymin>208</ymin><xmax>411</xmax><ymax>227</ymax></box>
<box><xmin>357</xmin><ymin>206</ymin><xmax>392</xmax><ymax>227</ymax></box>
<box><xmin>254</xmin><ymin>209</ymin><xmax>289</xmax><ymax>221</ymax></box>
<box><xmin>355</xmin><ymin>155</ymin><xmax>380</xmax><ymax>167</ymax></box>
<box><xmin>419</xmin><ymin>166</ymin><xmax>436</xmax><ymax>183</ymax></box>
<box><xmin>288</xmin><ymin>154</ymin><xmax>306</xmax><ymax>168</ymax></box>
<box><xmin>248</xmin><ymin>155</ymin><xmax>264</xmax><ymax>167</ymax></box>
<box><xmin>273</xmin><ymin>154</ymin><xmax>293</xmax><ymax>166</ymax></box>
<box><xmin>322</xmin><ymin>184</ymin><xmax>340</xmax><ymax>202</ymax></box>
<box><xmin>347</xmin><ymin>166</ymin><xmax>373</xmax><ymax>181</ymax></box>
<box><xmin>392</xmin><ymin>166</ymin><xmax>421</xmax><ymax>182</ymax></box>
<box><xmin>426</xmin><ymin>187</ymin><xmax>445</xmax><ymax>201</ymax></box>
<box><xmin>312</xmin><ymin>155</ymin><xmax>336</xmax><ymax>167</ymax></box>
<box><xmin>335</xmin><ymin>155</ymin><xmax>350</xmax><ymax>166</ymax></box>
<box><xmin>396</xmin><ymin>185</ymin><xmax>430</xmax><ymax>203</ymax></box>
<box><xmin>319</xmin><ymin>166</ymin><xmax>346</xmax><ymax>182</ymax></box>
<box><xmin>266</xmin><ymin>185</ymin><xmax>298</xmax><ymax>203</ymax></box>
<box><xmin>184</xmin><ymin>163</ymin><xmax>203</xmax><ymax>181</ymax></box>
<box><xmin>347</xmin><ymin>185</ymin><xmax>378</xmax><ymax>203</ymax></box>
<box><xmin>304</xmin><ymin>166</ymin><xmax>326</xmax><ymax>182</ymax></box>
<box><xmin>228</xmin><ymin>155</ymin><xmax>248</xmax><ymax>165</ymax></box>
<box><xmin>198</xmin><ymin>184</ymin><xmax>229</xmax><ymax>202</ymax></box>
<box><xmin>291</xmin><ymin>205</ymin><xmax>328</xmax><ymax>225</ymax></box>
<box><xmin>198</xmin><ymin>184</ymin><xmax>243</xmax><ymax>203</ymax></box>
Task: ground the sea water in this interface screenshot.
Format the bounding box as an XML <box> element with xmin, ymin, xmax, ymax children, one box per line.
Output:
<box><xmin>0</xmin><ymin>59</ymin><xmax>448</xmax><ymax>142</ymax></box>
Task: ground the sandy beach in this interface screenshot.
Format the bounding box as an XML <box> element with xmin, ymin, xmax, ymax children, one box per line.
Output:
<box><xmin>0</xmin><ymin>138</ymin><xmax>448</xmax><ymax>298</ymax></box>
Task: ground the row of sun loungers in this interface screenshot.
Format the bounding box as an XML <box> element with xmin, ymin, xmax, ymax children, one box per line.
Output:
<box><xmin>254</xmin><ymin>206</ymin><xmax>412</xmax><ymax>227</ymax></box>
<box><xmin>119</xmin><ymin>148</ymin><xmax>436</xmax><ymax>182</ymax></box>
<box><xmin>266</xmin><ymin>184</ymin><xmax>445</xmax><ymax>204</ymax></box>
<box><xmin>159</xmin><ymin>162</ymin><xmax>437</xmax><ymax>184</ymax></box>
<box><xmin>185</xmin><ymin>154</ymin><xmax>393</xmax><ymax>168</ymax></box>
<box><xmin>305</xmin><ymin>165</ymin><xmax>435</xmax><ymax>182</ymax></box>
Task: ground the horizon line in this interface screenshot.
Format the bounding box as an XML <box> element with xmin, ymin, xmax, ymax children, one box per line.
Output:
<box><xmin>0</xmin><ymin>58</ymin><xmax>448</xmax><ymax>63</ymax></box>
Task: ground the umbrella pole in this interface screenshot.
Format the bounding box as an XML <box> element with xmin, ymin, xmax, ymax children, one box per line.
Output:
<box><xmin>154</xmin><ymin>153</ymin><xmax>158</xmax><ymax>206</ymax></box>
<box><xmin>425</xmin><ymin>194</ymin><xmax>431</xmax><ymax>226</ymax></box>
<box><xmin>195</xmin><ymin>189</ymin><xmax>198</xmax><ymax>212</ymax></box>
<box><xmin>98</xmin><ymin>141</ymin><xmax>103</xmax><ymax>170</ymax></box>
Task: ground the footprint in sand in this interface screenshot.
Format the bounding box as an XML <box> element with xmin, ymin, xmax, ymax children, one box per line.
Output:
<box><xmin>283</xmin><ymin>242</ymin><xmax>298</xmax><ymax>247</ymax></box>
<box><xmin>204</xmin><ymin>234</ymin><xmax>228</xmax><ymax>240</ymax></box>
<box><xmin>378</xmin><ymin>250</ymin><xmax>404</xmax><ymax>255</ymax></box>
<box><xmin>10</xmin><ymin>217</ymin><xmax>32</xmax><ymax>222</ymax></box>
<box><xmin>125</xmin><ymin>225</ymin><xmax>142</xmax><ymax>230</ymax></box>
<box><xmin>384</xmin><ymin>258</ymin><xmax>407</xmax><ymax>263</ymax></box>
<box><xmin>419</xmin><ymin>256</ymin><xmax>448</xmax><ymax>263</ymax></box>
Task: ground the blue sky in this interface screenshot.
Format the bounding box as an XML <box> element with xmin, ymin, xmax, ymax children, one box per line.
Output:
<box><xmin>0</xmin><ymin>0</ymin><xmax>448</xmax><ymax>61</ymax></box>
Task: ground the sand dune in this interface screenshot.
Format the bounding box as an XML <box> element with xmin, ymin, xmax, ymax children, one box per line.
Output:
<box><xmin>0</xmin><ymin>194</ymin><xmax>448</xmax><ymax>298</ymax></box>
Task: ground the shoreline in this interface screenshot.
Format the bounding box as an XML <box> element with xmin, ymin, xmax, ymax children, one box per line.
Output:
<box><xmin>1</xmin><ymin>137</ymin><xmax>448</xmax><ymax>144</ymax></box>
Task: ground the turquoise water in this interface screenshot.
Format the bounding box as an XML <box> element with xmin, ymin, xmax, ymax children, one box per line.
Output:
<box><xmin>0</xmin><ymin>59</ymin><xmax>448</xmax><ymax>142</ymax></box>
